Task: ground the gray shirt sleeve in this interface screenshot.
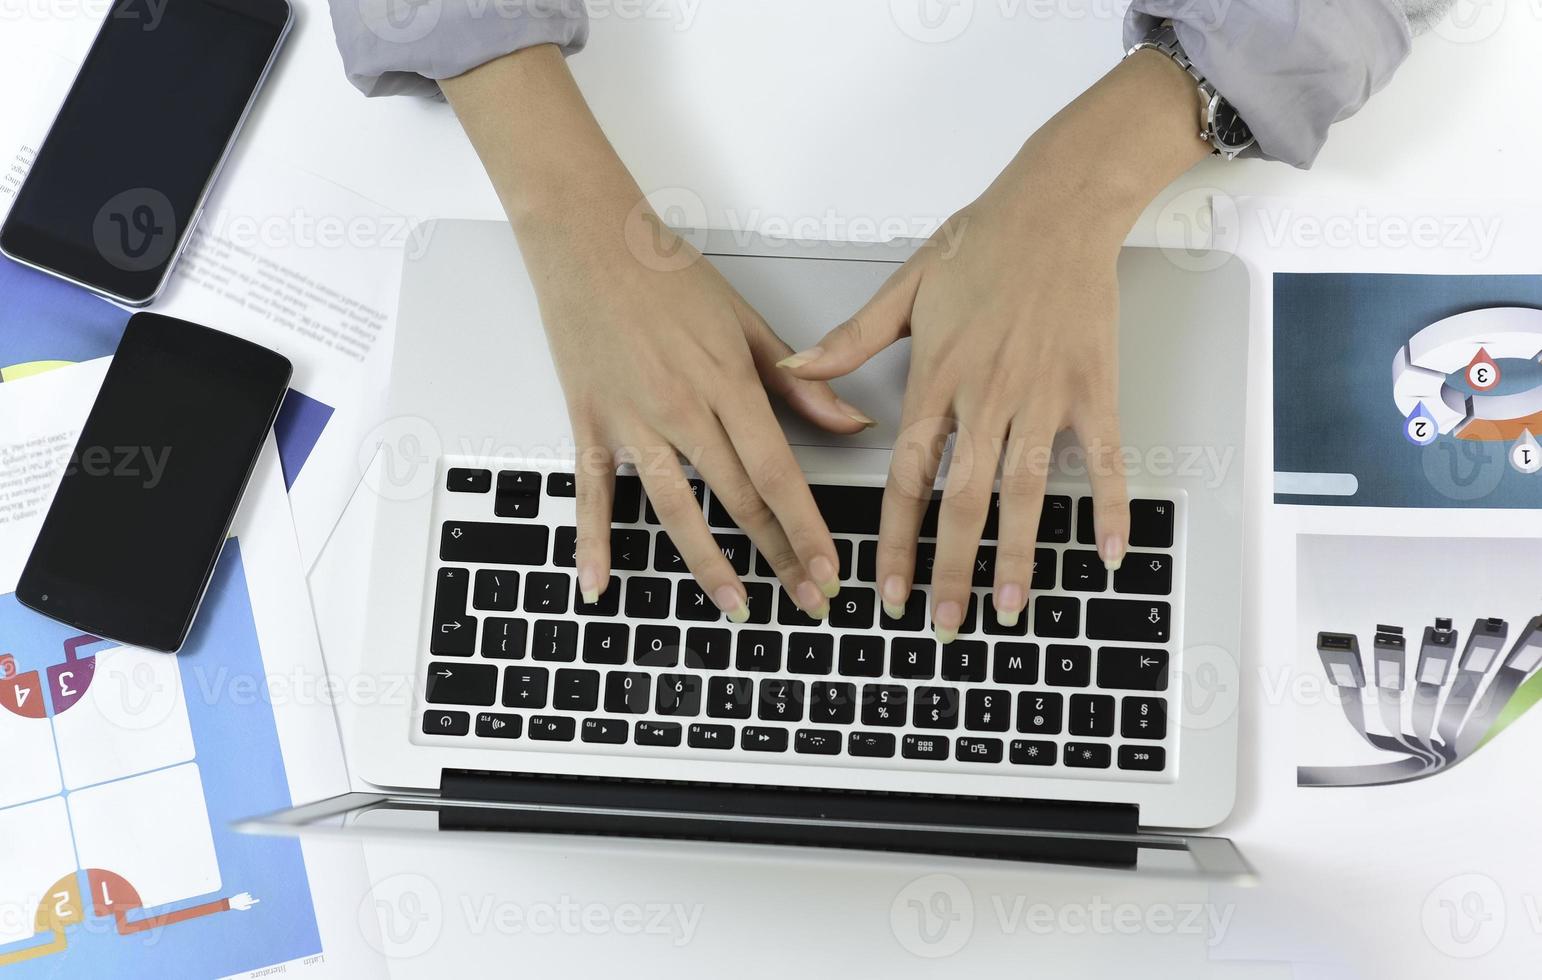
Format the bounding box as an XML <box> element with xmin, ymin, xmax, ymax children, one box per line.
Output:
<box><xmin>329</xmin><ymin>0</ymin><xmax>589</xmax><ymax>97</ymax></box>
<box><xmin>1123</xmin><ymin>1</ymin><xmax>1455</xmax><ymax>168</ymax></box>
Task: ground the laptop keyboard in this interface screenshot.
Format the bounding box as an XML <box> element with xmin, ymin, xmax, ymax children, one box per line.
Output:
<box><xmin>417</xmin><ymin>458</ymin><xmax>1182</xmax><ymax>783</ymax></box>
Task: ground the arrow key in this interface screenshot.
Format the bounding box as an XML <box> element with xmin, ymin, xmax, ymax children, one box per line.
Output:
<box><xmin>425</xmin><ymin>662</ymin><xmax>496</xmax><ymax>706</ymax></box>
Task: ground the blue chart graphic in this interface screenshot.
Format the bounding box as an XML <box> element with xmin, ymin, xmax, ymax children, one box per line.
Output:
<box><xmin>0</xmin><ymin>256</ymin><xmax>333</xmax><ymax>489</ymax></box>
<box><xmin>0</xmin><ymin>543</ymin><xmax>321</xmax><ymax>977</ymax></box>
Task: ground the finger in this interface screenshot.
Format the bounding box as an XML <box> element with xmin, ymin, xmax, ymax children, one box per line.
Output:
<box><xmin>929</xmin><ymin>412</ymin><xmax>1007</xmax><ymax>644</ymax></box>
<box><xmin>1072</xmin><ymin>384</ymin><xmax>1131</xmax><ymax>571</ymax></box>
<box><xmin>572</xmin><ymin>437</ymin><xmax>616</xmax><ymax>602</ymax></box>
<box><xmin>875</xmin><ymin>394</ymin><xmax>953</xmax><ymax>620</ymax></box>
<box><xmin>992</xmin><ymin>410</ymin><xmax>1059</xmax><ymax>627</ymax></box>
<box><xmin>738</xmin><ymin>306</ymin><xmax>875</xmax><ymax>435</ymax></box>
<box><xmin>776</xmin><ymin>261</ymin><xmax>921</xmax><ymax>381</ymax></box>
<box><xmin>633</xmin><ymin>442</ymin><xmax>751</xmax><ymax>621</ymax></box>
<box><xmin>715</xmin><ymin>390</ymin><xmax>843</xmax><ymax>608</ymax></box>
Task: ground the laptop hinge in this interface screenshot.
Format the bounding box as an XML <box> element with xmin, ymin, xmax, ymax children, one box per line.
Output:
<box><xmin>439</xmin><ymin>769</ymin><xmax>1140</xmax><ymax>868</ymax></box>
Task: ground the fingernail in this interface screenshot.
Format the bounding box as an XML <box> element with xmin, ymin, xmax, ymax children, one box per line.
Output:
<box><xmin>796</xmin><ymin>580</ymin><xmax>828</xmax><ymax>618</ymax></box>
<box><xmin>579</xmin><ymin>566</ymin><xmax>603</xmax><ymax>605</ymax></box>
<box><xmin>934</xmin><ymin>600</ymin><xmax>962</xmax><ymax>644</ymax></box>
<box><xmin>995</xmin><ymin>584</ymin><xmax>1023</xmax><ymax>626</ymax></box>
<box><xmin>883</xmin><ymin>602</ymin><xmax>907</xmax><ymax>620</ymax></box>
<box><xmin>714</xmin><ymin>585</ymin><xmax>750</xmax><ymax>624</ymax></box>
<box><xmin>882</xmin><ymin>575</ymin><xmax>908</xmax><ymax>606</ymax></box>
<box><xmin>835</xmin><ymin>399</ymin><xmax>876</xmax><ymax>427</ymax></box>
<box><xmin>776</xmin><ymin>347</ymin><xmax>824</xmax><ymax>370</ymax></box>
<box><xmin>810</xmin><ymin>555</ymin><xmax>841</xmax><ymax>597</ymax></box>
<box><xmin>1101</xmin><ymin>535</ymin><xmax>1125</xmax><ymax>572</ymax></box>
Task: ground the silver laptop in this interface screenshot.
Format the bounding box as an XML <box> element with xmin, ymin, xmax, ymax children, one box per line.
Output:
<box><xmin>248</xmin><ymin>220</ymin><xmax>1250</xmax><ymax>873</ymax></box>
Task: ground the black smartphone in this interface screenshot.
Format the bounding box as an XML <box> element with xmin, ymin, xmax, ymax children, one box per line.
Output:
<box><xmin>18</xmin><ymin>313</ymin><xmax>291</xmax><ymax>652</ymax></box>
<box><xmin>0</xmin><ymin>0</ymin><xmax>292</xmax><ymax>306</ymax></box>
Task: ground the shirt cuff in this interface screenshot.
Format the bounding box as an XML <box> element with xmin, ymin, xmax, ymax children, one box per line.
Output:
<box><xmin>330</xmin><ymin>0</ymin><xmax>590</xmax><ymax>98</ymax></box>
<box><xmin>1123</xmin><ymin>1</ymin><xmax>1413</xmax><ymax>168</ymax></box>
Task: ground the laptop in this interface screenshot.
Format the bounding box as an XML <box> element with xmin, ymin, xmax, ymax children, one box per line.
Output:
<box><xmin>247</xmin><ymin>220</ymin><xmax>1251</xmax><ymax>874</ymax></box>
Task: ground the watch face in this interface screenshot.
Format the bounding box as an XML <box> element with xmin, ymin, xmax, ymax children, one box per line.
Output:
<box><xmin>1208</xmin><ymin>97</ymin><xmax>1254</xmax><ymax>153</ymax></box>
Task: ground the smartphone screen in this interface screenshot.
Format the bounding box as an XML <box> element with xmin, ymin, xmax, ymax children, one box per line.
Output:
<box><xmin>0</xmin><ymin>0</ymin><xmax>290</xmax><ymax>305</ymax></box>
<box><xmin>18</xmin><ymin>314</ymin><xmax>291</xmax><ymax>652</ymax></box>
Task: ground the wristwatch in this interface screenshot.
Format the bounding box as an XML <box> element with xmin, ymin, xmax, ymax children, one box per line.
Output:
<box><xmin>1127</xmin><ymin>21</ymin><xmax>1256</xmax><ymax>160</ymax></box>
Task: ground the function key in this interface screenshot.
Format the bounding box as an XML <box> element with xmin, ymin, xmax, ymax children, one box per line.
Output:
<box><xmin>612</xmin><ymin>474</ymin><xmax>644</xmax><ymax>524</ymax></box>
<box><xmin>635</xmin><ymin>720</ymin><xmax>683</xmax><ymax>747</ymax></box>
<box><xmin>848</xmin><ymin>731</ymin><xmax>897</xmax><ymax>758</ymax></box>
<box><xmin>1129</xmin><ymin>499</ymin><xmax>1176</xmax><ymax>548</ymax></box>
<box><xmin>582</xmin><ymin>717</ymin><xmax>629</xmax><ymax>744</ymax></box>
<box><xmin>474</xmin><ymin>712</ymin><xmax>521</xmax><ymax>739</ymax></box>
<box><xmin>1120</xmin><ymin>696</ymin><xmax>1167</xmax><ymax>740</ymax></box>
<box><xmin>425</xmin><ymin>662</ymin><xmax>496</xmax><ymax>705</ymax></box>
<box><xmin>1118</xmin><ymin>745</ymin><xmax>1167</xmax><ymax>772</ymax></box>
<box><xmin>1114</xmin><ymin>553</ymin><xmax>1173</xmax><ymax>596</ymax></box>
<box><xmin>546</xmin><ymin>471</ymin><xmax>576</xmax><ymax>497</ymax></box>
<box><xmin>1096</xmin><ymin>647</ymin><xmax>1169</xmax><ymax>691</ymax></box>
<box><xmin>688</xmin><ymin>723</ymin><xmax>734</xmax><ymax>749</ymax></box>
<box><xmin>795</xmin><ymin>729</ymin><xmax>842</xmax><ymax>755</ymax></box>
<box><xmin>423</xmin><ymin>710</ymin><xmax>470</xmax><ymax>735</ymax></box>
<box><xmin>1038</xmin><ymin>496</ymin><xmax>1073</xmax><ymax>543</ymax></box>
<box><xmin>1063</xmin><ymin>741</ymin><xmax>1112</xmax><ymax>769</ymax></box>
<box><xmin>529</xmin><ymin>715</ymin><xmax>576</xmax><ymax>741</ymax></box>
<box><xmin>645</xmin><ymin>479</ymin><xmax>705</xmax><ymax>524</ymax></box>
<box><xmin>448</xmin><ymin>468</ymin><xmax>491</xmax><ymax>493</ymax></box>
<box><xmin>955</xmin><ymin>737</ymin><xmax>1003</xmax><ymax>763</ymax></box>
<box><xmin>440</xmin><ymin>521</ymin><xmax>548</xmax><ymax>566</ymax></box>
<box><xmin>901</xmin><ymin>733</ymin><xmax>950</xmax><ymax>760</ymax></box>
<box><xmin>1087</xmin><ymin>599</ymin><xmax>1171</xmax><ymax>644</ymax></box>
<box><xmin>473</xmin><ymin>569</ymin><xmax>519</xmax><ymax>611</ymax></box>
<box><xmin>741</xmin><ymin>726</ymin><xmax>789</xmax><ymax>752</ymax></box>
<box><xmin>1009</xmin><ymin>739</ymin><xmax>1056</xmax><ymax>766</ymax></box>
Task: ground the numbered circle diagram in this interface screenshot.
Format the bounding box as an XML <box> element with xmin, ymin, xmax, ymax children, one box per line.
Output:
<box><xmin>1511</xmin><ymin>430</ymin><xmax>1542</xmax><ymax>474</ymax></box>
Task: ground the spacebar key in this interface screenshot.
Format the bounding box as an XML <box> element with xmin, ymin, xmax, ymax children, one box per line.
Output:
<box><xmin>440</xmin><ymin>521</ymin><xmax>549</xmax><ymax>565</ymax></box>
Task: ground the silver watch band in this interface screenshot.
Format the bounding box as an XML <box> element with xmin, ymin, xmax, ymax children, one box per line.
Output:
<box><xmin>1126</xmin><ymin>22</ymin><xmax>1255</xmax><ymax>161</ymax></box>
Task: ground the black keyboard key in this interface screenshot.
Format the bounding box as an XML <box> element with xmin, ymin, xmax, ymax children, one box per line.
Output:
<box><xmin>958</xmin><ymin>594</ymin><xmax>980</xmax><ymax>636</ymax></box>
<box><xmin>901</xmin><ymin>733</ymin><xmax>950</xmax><ymax>760</ymax></box>
<box><xmin>714</xmin><ymin>533</ymin><xmax>752</xmax><ymax>575</ymax></box>
<box><xmin>1076</xmin><ymin>496</ymin><xmax>1096</xmax><ymax>546</ymax></box>
<box><xmin>1063</xmin><ymin>742</ymin><xmax>1112</xmax><ymax>768</ymax></box>
<box><xmin>744</xmin><ymin>582</ymin><xmax>774</xmax><ymax>624</ymax></box>
<box><xmin>502</xmin><ymin>666</ymin><xmax>549</xmax><ymax>709</ymax></box>
<box><xmin>808</xmin><ymin>484</ymin><xmax>885</xmax><ymax>534</ymax></box>
<box><xmin>1087</xmin><ymin>599</ymin><xmax>1171</xmax><ymax>643</ymax></box>
<box><xmin>448</xmin><ymin>467</ymin><xmax>491</xmax><ymax>493</ymax></box>
<box><xmin>531</xmin><ymin>620</ymin><xmax>578</xmax><ymax>662</ymax></box>
<box><xmin>624</xmin><ymin>577</ymin><xmax>672</xmax><ymax>619</ymax></box>
<box><xmin>582</xmin><ymin>717</ymin><xmax>629</xmax><ymax>744</ymax></box>
<box><xmin>522</xmin><ymin>572</ymin><xmax>570</xmax><ymax>615</ymax></box>
<box><xmin>553</xmin><ymin>526</ymin><xmax>577</xmax><ymax>567</ymax></box>
<box><xmin>706</xmin><ymin>493</ymin><xmax>737</xmax><ymax>529</ymax></box>
<box><xmin>963</xmin><ymin>688</ymin><xmax>1010</xmax><ymax>732</ymax></box>
<box><xmin>674</xmin><ymin>579</ymin><xmax>721</xmax><ymax>621</ymax></box>
<box><xmin>795</xmin><ymin>729</ymin><xmax>841</xmax><ymax>755</ymax></box>
<box><xmin>573</xmin><ymin>576</ymin><xmax>621</xmax><ymax>616</ymax></box>
<box><xmin>582</xmin><ymin>622</ymin><xmax>629</xmax><ymax>664</ymax></box>
<box><xmin>736</xmin><ymin>630</ymin><xmax>783</xmax><ymax>672</ymax></box>
<box><xmin>912</xmin><ymin>686</ymin><xmax>959</xmax><ymax>729</ymax></box>
<box><xmin>848</xmin><ymin>731</ymin><xmax>896</xmax><ymax>758</ymax></box>
<box><xmin>1061</xmin><ymin>550</ymin><xmax>1108</xmax><ymax>592</ymax></box>
<box><xmin>1016</xmin><ymin>692</ymin><xmax>1063</xmax><ymax>734</ymax></box>
<box><xmin>684</xmin><ymin>627</ymin><xmax>732</xmax><ymax>670</ymax></box>
<box><xmin>912</xmin><ymin>543</ymin><xmax>935</xmax><ymax>585</ymax></box>
<box><xmin>546</xmin><ymin>471</ymin><xmax>576</xmax><ymax>497</ymax></box>
<box><xmin>553</xmin><ymin>668</ymin><xmax>600</xmax><ymax>711</ymax></box>
<box><xmin>707</xmin><ymin>675</ymin><xmax>754</xmax><ymax>718</ymax></box>
<box><xmin>1069</xmin><ymin>693</ymin><xmax>1116</xmax><ymax>736</ymax></box>
<box><xmin>423</xmin><ymin>710</ymin><xmax>470</xmax><ymax>735</ymax></box>
<box><xmin>433</xmin><ymin>567</ymin><xmax>470</xmax><ymax>619</ymax></box>
<box><xmin>481</xmin><ymin>618</ymin><xmax>527</xmax><ymax>659</ymax></box>
<box><xmin>856</xmin><ymin>540</ymin><xmax>877</xmax><ymax>582</ymax></box>
<box><xmin>634</xmin><ymin>625</ymin><xmax>682</xmax><ymax>667</ymax></box>
<box><xmin>992</xmin><ymin>642</ymin><xmax>1039</xmax><ymax>685</ymax></box>
<box><xmin>529</xmin><ymin>715</ymin><xmax>575</xmax><ymax>741</ymax></box>
<box><xmin>688</xmin><ymin>723</ymin><xmax>734</xmax><ymax>749</ymax></box>
<box><xmin>425</xmin><ymin>662</ymin><xmax>496</xmax><ymax>705</ymax></box>
<box><xmin>653</xmin><ymin>533</ymin><xmax>688</xmax><ymax>574</ymax></box>
<box><xmin>742</xmin><ymin>726</ymin><xmax>789</xmax><ymax>752</ymax></box>
<box><xmin>430</xmin><ymin>612</ymin><xmax>477</xmax><ymax>657</ymax></box>
<box><xmin>941</xmin><ymin>640</ymin><xmax>988</xmax><ymax>682</ymax></box>
<box><xmin>646</xmin><ymin>478</ymin><xmax>705</xmax><ymax>524</ymax></box>
<box><xmin>1038</xmin><ymin>496</ymin><xmax>1072</xmax><ymax>543</ymax></box>
<box><xmin>635</xmin><ymin>720</ymin><xmax>683</xmax><ymax>746</ymax></box>
<box><xmin>473</xmin><ymin>569</ymin><xmax>519</xmax><ymax>611</ymax></box>
<box><xmin>1044</xmin><ymin>644</ymin><xmax>1092</xmax><ymax>687</ymax></box>
<box><xmin>777</xmin><ymin>589</ymin><xmax>822</xmax><ymax>628</ymax></box>
<box><xmin>656</xmin><ymin>674</ymin><xmax>702</xmax><ymax>716</ymax></box>
<box><xmin>612</xmin><ymin>475</ymin><xmax>643</xmax><ymax>523</ymax></box>
<box><xmin>1121</xmin><ymin>696</ymin><xmax>1167</xmax><ymax>739</ymax></box>
<box><xmin>890</xmin><ymin>637</ymin><xmax>937</xmax><ymax>679</ymax></box>
<box><xmin>970</xmin><ymin>545</ymin><xmax>996</xmax><ymax>587</ymax></box>
<box><xmin>1033</xmin><ymin>595</ymin><xmax>1081</xmax><ymax>639</ymax></box>
<box><xmin>1129</xmin><ymin>499</ymin><xmax>1175</xmax><ymax>548</ymax></box>
<box><xmin>829</xmin><ymin>589</ymin><xmax>875</xmax><ymax>630</ymax></box>
<box><xmin>474</xmin><ymin>711</ymin><xmax>521</xmax><ymax>738</ymax></box>
<box><xmin>495</xmin><ymin>470</ymin><xmax>541</xmax><ymax>518</ymax></box>
<box><xmin>1010</xmin><ymin>739</ymin><xmax>1056</xmax><ymax>766</ymax></box>
<box><xmin>956</xmin><ymin>737</ymin><xmax>1003</xmax><ymax>763</ymax></box>
<box><xmin>983</xmin><ymin>594</ymin><xmax>1029</xmax><ymax>637</ymax></box>
<box><xmin>1097</xmin><ymin>647</ymin><xmax>1169</xmax><ymax>690</ymax></box>
<box><xmin>880</xmin><ymin>590</ymin><xmax>927</xmax><ymax>632</ymax></box>
<box><xmin>861</xmin><ymin>684</ymin><xmax>907</xmax><ymax>727</ymax></box>
<box><xmin>838</xmin><ymin>635</ymin><xmax>885</xmax><ymax>677</ymax></box>
<box><xmin>493</xmin><ymin>494</ymin><xmax>540</xmax><ymax>520</ymax></box>
<box><xmin>611</xmin><ymin>528</ymin><xmax>650</xmax><ymax>570</ymax></box>
<box><xmin>1118</xmin><ymin>745</ymin><xmax>1167</xmax><ymax>771</ymax></box>
<box><xmin>834</xmin><ymin>539</ymin><xmax>854</xmax><ymax>580</ymax></box>
<box><xmin>604</xmin><ymin>671</ymin><xmax>651</xmax><ymax>714</ymax></box>
<box><xmin>788</xmin><ymin>633</ymin><xmax>834</xmax><ymax>675</ymax></box>
<box><xmin>809</xmin><ymin>681</ymin><xmax>856</xmax><ymax>724</ymax></box>
<box><xmin>1114</xmin><ymin>552</ymin><xmax>1173</xmax><ymax>595</ymax></box>
<box><xmin>1031</xmin><ymin>548</ymin><xmax>1056</xmax><ymax>591</ymax></box>
<box><xmin>758</xmin><ymin>678</ymin><xmax>805</xmax><ymax>722</ymax></box>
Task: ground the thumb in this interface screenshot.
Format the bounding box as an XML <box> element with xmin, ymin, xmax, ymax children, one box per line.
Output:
<box><xmin>776</xmin><ymin>262</ymin><xmax>921</xmax><ymax>381</ymax></box>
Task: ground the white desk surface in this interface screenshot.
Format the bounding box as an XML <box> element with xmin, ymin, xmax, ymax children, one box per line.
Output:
<box><xmin>18</xmin><ymin>2</ymin><xmax>1542</xmax><ymax>977</ymax></box>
